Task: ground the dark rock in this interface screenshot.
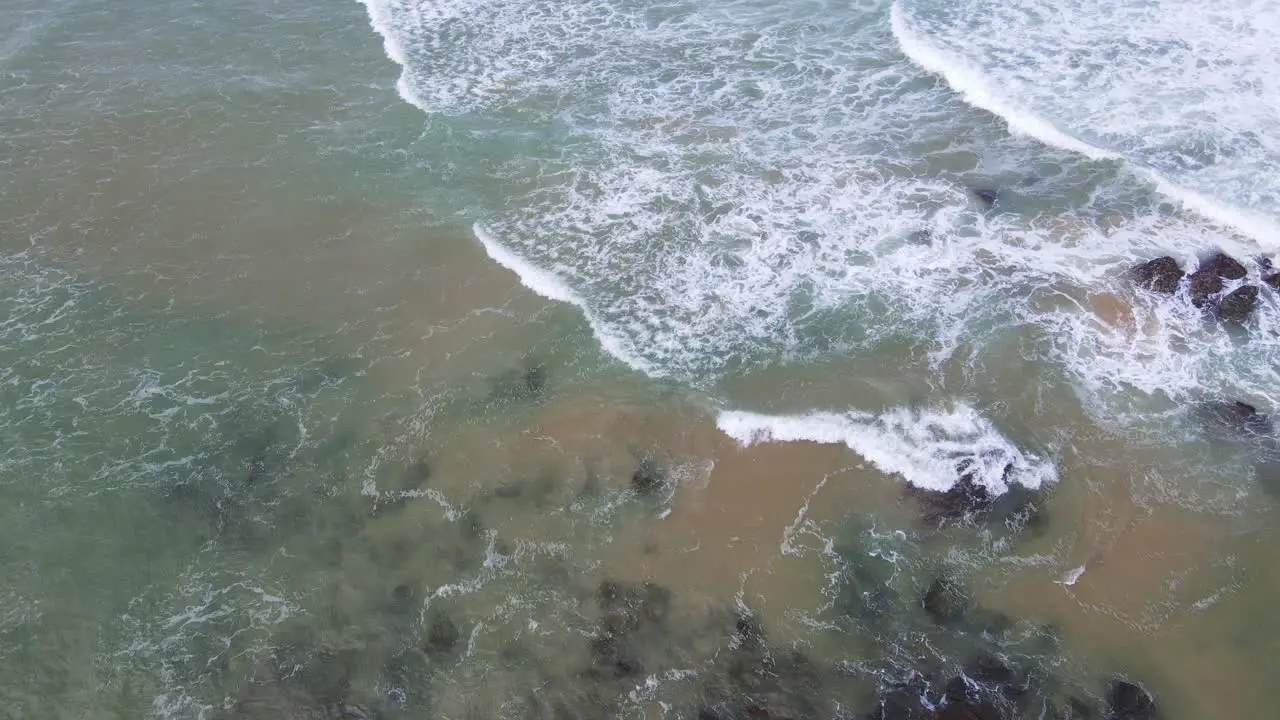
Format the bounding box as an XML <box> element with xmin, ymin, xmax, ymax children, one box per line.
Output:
<box><xmin>521</xmin><ymin>363</ymin><xmax>547</xmax><ymax>396</ymax></box>
<box><xmin>1217</xmin><ymin>285</ymin><xmax>1259</xmax><ymax>324</ymax></box>
<box><xmin>1106</xmin><ymin>679</ymin><xmax>1157</xmax><ymax>720</ymax></box>
<box><xmin>389</xmin><ymin>584</ymin><xmax>415</xmax><ymax>616</ymax></box>
<box><xmin>424</xmin><ymin>613</ymin><xmax>460</xmax><ymax>655</ymax></box>
<box><xmin>492</xmin><ymin>481</ymin><xmax>524</xmax><ymax>499</ymax></box>
<box><xmin>458</xmin><ymin>509</ymin><xmax>485</xmax><ymax>541</ymax></box>
<box><xmin>489</xmin><ymin>361</ymin><xmax>548</xmax><ymax>404</ymax></box>
<box><xmin>402</xmin><ymin>460</ymin><xmax>432</xmax><ymax>489</ymax></box>
<box><xmin>718</xmin><ymin>647</ymin><xmax>823</xmax><ymax>720</ymax></box>
<box><xmin>972</xmin><ymin>189</ymin><xmax>999</xmax><ymax>207</ymax></box>
<box><xmin>1201</xmin><ymin>400</ymin><xmax>1273</xmax><ymax>439</ymax></box>
<box><xmin>733</xmin><ymin>613</ymin><xmax>765</xmax><ymax>649</ymax></box>
<box><xmin>596</xmin><ymin>579</ymin><xmax>628</xmax><ymax>608</ymax></box>
<box><xmin>1187</xmin><ymin>269</ymin><xmax>1223</xmax><ymax>307</ymax></box>
<box><xmin>986</xmin><ymin>481</ymin><xmax>1046</xmax><ymax>535</ymax></box>
<box><xmin>586</xmin><ymin>579</ymin><xmax>675</xmax><ymax>683</ymax></box>
<box><xmin>967</xmin><ymin>652</ymin><xmax>1015</xmax><ymax>687</ymax></box>
<box><xmin>297</xmin><ymin>648</ymin><xmax>360</xmax><ymax>704</ymax></box>
<box><xmin>867</xmin><ymin>679</ymin><xmax>933</xmax><ymax>720</ymax></box>
<box><xmin>1129</xmin><ymin>257</ymin><xmax>1183</xmax><ymax>294</ymax></box>
<box><xmin>908</xmin><ymin>229</ymin><xmax>934</xmax><ymax>245</ymax></box>
<box><xmin>944</xmin><ymin>675</ymin><xmax>974</xmax><ymax>704</ymax></box>
<box><xmin>937</xmin><ymin>673</ymin><xmax>1007</xmax><ymax>719</ymax></box>
<box><xmin>1200</xmin><ymin>253</ymin><xmax>1248</xmax><ymax>280</ymax></box>
<box><xmin>922</xmin><ymin>577</ymin><xmax>969</xmax><ymax>624</ymax></box>
<box><xmin>912</xmin><ymin>464</ymin><xmax>1009</xmax><ymax>526</ymax></box>
<box><xmin>631</xmin><ymin>454</ymin><xmax>665</xmax><ymax>495</ymax></box>
<box><xmin>245</xmin><ymin>454</ymin><xmax>268</xmax><ymax>485</ymax></box>
<box><xmin>1265</xmin><ymin>272</ymin><xmax>1280</xmax><ymax>291</ymax></box>
<box><xmin>639</xmin><ymin>583</ymin><xmax>672</xmax><ymax>623</ymax></box>
<box><xmin>590</xmin><ymin>627</ymin><xmax>638</xmax><ymax>676</ymax></box>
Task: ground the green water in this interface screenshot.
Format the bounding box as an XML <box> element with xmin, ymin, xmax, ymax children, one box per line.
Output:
<box><xmin>3</xmin><ymin>0</ymin><xmax>1280</xmax><ymax>718</ymax></box>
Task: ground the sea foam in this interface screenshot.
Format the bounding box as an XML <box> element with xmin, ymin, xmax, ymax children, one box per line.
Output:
<box><xmin>891</xmin><ymin>0</ymin><xmax>1280</xmax><ymax>247</ymax></box>
<box><xmin>717</xmin><ymin>404</ymin><xmax>1057</xmax><ymax>493</ymax></box>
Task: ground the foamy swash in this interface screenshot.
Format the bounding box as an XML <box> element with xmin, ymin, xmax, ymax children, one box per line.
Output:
<box><xmin>718</xmin><ymin>404</ymin><xmax>1057</xmax><ymax>494</ymax></box>
<box><xmin>361</xmin><ymin>0</ymin><xmax>1280</xmax><ymax>428</ymax></box>
<box><xmin>891</xmin><ymin>0</ymin><xmax>1280</xmax><ymax>246</ymax></box>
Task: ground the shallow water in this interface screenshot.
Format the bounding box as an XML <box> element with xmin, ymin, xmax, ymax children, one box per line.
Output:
<box><xmin>2</xmin><ymin>0</ymin><xmax>1279</xmax><ymax>718</ymax></box>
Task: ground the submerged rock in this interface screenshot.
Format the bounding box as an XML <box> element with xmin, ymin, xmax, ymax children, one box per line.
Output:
<box><xmin>936</xmin><ymin>698</ymin><xmax>1003</xmax><ymax>720</ymax></box>
<box><xmin>922</xmin><ymin>577</ymin><xmax>970</xmax><ymax>624</ymax></box>
<box><xmin>911</xmin><ymin>462</ymin><xmax>1043</xmax><ymax>532</ymax></box>
<box><xmin>912</xmin><ymin>472</ymin><xmax>993</xmax><ymax>526</ymax></box>
<box><xmin>972</xmin><ymin>188</ymin><xmax>999</xmax><ymax>207</ymax></box>
<box><xmin>1217</xmin><ymin>284</ymin><xmax>1259</xmax><ymax>324</ymax></box>
<box><xmin>1128</xmin><ymin>257</ymin><xmax>1183</xmax><ymax>294</ymax></box>
<box><xmin>586</xmin><ymin>579</ymin><xmax>674</xmax><ymax>682</ymax></box>
<box><xmin>866</xmin><ymin>677</ymin><xmax>934</xmax><ymax>720</ymax></box>
<box><xmin>487</xmin><ymin>360</ymin><xmax>549</xmax><ymax>404</ymax></box>
<box><xmin>424</xmin><ymin>612</ymin><xmax>461</xmax><ymax>655</ymax></box>
<box><xmin>967</xmin><ymin>651</ymin><xmax>1016</xmax><ymax>687</ymax></box>
<box><xmin>1044</xmin><ymin>695</ymin><xmax>1099</xmax><ymax>719</ymax></box>
<box><xmin>1200</xmin><ymin>400</ymin><xmax>1274</xmax><ymax>440</ymax></box>
<box><xmin>389</xmin><ymin>583</ymin><xmax>416</xmax><ymax>617</ymax></box>
<box><xmin>402</xmin><ymin>459</ymin><xmax>432</xmax><ymax>489</ymax></box>
<box><xmin>630</xmin><ymin>454</ymin><xmax>666</xmax><ymax>495</ymax></box>
<box><xmin>1106</xmin><ymin>679</ymin><xmax>1157</xmax><ymax>720</ymax></box>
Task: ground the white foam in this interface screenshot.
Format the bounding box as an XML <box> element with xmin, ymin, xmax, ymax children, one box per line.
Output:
<box><xmin>473</xmin><ymin>223</ymin><xmax>661</xmax><ymax>376</ymax></box>
<box><xmin>718</xmin><ymin>403</ymin><xmax>1057</xmax><ymax>493</ymax></box>
<box><xmin>473</xmin><ymin>223</ymin><xmax>584</xmax><ymax>308</ymax></box>
<box><xmin>891</xmin><ymin>0</ymin><xmax>1280</xmax><ymax>247</ymax></box>
<box><xmin>889</xmin><ymin>3</ymin><xmax>1115</xmax><ymax>163</ymax></box>
<box><xmin>360</xmin><ymin>0</ymin><xmax>1280</xmax><ymax>430</ymax></box>
<box><xmin>1056</xmin><ymin>564</ymin><xmax>1087</xmax><ymax>586</ymax></box>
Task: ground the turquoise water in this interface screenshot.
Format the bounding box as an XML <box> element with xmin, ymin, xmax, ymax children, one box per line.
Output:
<box><xmin>3</xmin><ymin>0</ymin><xmax>1280</xmax><ymax>717</ymax></box>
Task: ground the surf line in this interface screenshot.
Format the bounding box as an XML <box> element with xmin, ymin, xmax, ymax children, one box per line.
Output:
<box><xmin>887</xmin><ymin>0</ymin><xmax>1280</xmax><ymax>247</ymax></box>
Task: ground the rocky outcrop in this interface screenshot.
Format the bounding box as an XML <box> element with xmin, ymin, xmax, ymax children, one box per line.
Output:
<box><xmin>922</xmin><ymin>577</ymin><xmax>970</xmax><ymax>624</ymax></box>
<box><xmin>1187</xmin><ymin>269</ymin><xmax>1224</xmax><ymax>307</ymax></box>
<box><xmin>1129</xmin><ymin>257</ymin><xmax>1183</xmax><ymax>294</ymax></box>
<box><xmin>1188</xmin><ymin>253</ymin><xmax>1248</xmax><ymax>307</ymax></box>
<box><xmin>1106</xmin><ymin>680</ymin><xmax>1157</xmax><ymax>720</ymax></box>
<box><xmin>914</xmin><ymin>472</ymin><xmax>994</xmax><ymax>526</ymax></box>
<box><xmin>631</xmin><ymin>453</ymin><xmax>666</xmax><ymax>495</ymax></box>
<box><xmin>1217</xmin><ymin>285</ymin><xmax>1259</xmax><ymax>324</ymax></box>
<box><xmin>909</xmin><ymin>462</ymin><xmax>1044</xmax><ymax>534</ymax></box>
<box><xmin>1199</xmin><ymin>253</ymin><xmax>1248</xmax><ymax>280</ymax></box>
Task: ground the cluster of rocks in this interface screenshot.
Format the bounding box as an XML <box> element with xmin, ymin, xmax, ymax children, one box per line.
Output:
<box><xmin>909</xmin><ymin>575</ymin><xmax>1160</xmax><ymax>720</ymax></box>
<box><xmin>1130</xmin><ymin>252</ymin><xmax>1272</xmax><ymax>324</ymax></box>
<box><xmin>908</xmin><ymin>460</ymin><xmax>1046</xmax><ymax>535</ymax></box>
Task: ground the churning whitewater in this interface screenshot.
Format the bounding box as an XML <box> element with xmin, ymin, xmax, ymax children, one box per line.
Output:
<box><xmin>359</xmin><ymin>0</ymin><xmax>1280</xmax><ymax>449</ymax></box>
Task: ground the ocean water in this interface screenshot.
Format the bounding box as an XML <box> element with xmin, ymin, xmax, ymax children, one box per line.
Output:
<box><xmin>2</xmin><ymin>0</ymin><xmax>1279</xmax><ymax>717</ymax></box>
